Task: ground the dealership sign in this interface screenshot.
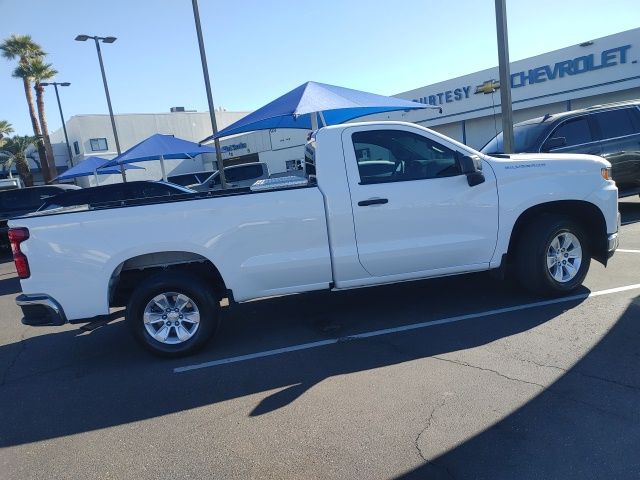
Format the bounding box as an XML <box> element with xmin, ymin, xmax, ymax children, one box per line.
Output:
<box><xmin>412</xmin><ymin>44</ymin><xmax>632</xmax><ymax>107</ymax></box>
<box><xmin>511</xmin><ymin>45</ymin><xmax>630</xmax><ymax>88</ymax></box>
<box><xmin>395</xmin><ymin>28</ymin><xmax>640</xmax><ymax>123</ymax></box>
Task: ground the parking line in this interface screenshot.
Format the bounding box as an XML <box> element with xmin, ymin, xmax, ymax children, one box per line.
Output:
<box><xmin>174</xmin><ymin>283</ymin><xmax>640</xmax><ymax>373</ymax></box>
<box><xmin>617</xmin><ymin>249</ymin><xmax>640</xmax><ymax>253</ymax></box>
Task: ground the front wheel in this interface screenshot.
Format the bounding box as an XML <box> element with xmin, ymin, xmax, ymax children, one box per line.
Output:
<box><xmin>515</xmin><ymin>215</ymin><xmax>591</xmax><ymax>295</ymax></box>
<box><xmin>126</xmin><ymin>272</ymin><xmax>219</xmax><ymax>357</ymax></box>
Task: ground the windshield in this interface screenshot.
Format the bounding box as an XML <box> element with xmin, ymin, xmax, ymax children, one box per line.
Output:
<box><xmin>480</xmin><ymin>122</ymin><xmax>550</xmax><ymax>154</ymax></box>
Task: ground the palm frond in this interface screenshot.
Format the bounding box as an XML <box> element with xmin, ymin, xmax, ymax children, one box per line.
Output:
<box><xmin>0</xmin><ymin>34</ymin><xmax>45</xmax><ymax>61</ymax></box>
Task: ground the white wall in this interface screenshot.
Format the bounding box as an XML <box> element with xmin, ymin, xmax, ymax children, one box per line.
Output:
<box><xmin>49</xmin><ymin>110</ymin><xmax>249</xmax><ymax>184</ymax></box>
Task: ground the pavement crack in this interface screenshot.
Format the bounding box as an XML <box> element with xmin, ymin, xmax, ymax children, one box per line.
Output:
<box><xmin>431</xmin><ymin>355</ymin><xmax>633</xmax><ymax>421</ymax></box>
<box><xmin>0</xmin><ymin>331</ymin><xmax>26</xmax><ymax>387</ymax></box>
<box><xmin>511</xmin><ymin>356</ymin><xmax>640</xmax><ymax>392</ymax></box>
<box><xmin>432</xmin><ymin>355</ymin><xmax>547</xmax><ymax>389</ymax></box>
<box><xmin>414</xmin><ymin>397</ymin><xmax>456</xmax><ymax>479</ymax></box>
<box><xmin>573</xmin><ymin>370</ymin><xmax>640</xmax><ymax>392</ymax></box>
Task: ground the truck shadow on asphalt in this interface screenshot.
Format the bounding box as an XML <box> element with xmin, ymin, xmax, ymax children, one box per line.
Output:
<box><xmin>396</xmin><ymin>294</ymin><xmax>640</xmax><ymax>480</ymax></box>
<box><xmin>0</xmin><ymin>271</ymin><xmax>21</xmax><ymax>295</ymax></box>
<box><xmin>0</xmin><ymin>270</ymin><xmax>595</xmax><ymax>450</ymax></box>
<box><xmin>619</xmin><ymin>198</ymin><xmax>640</xmax><ymax>224</ymax></box>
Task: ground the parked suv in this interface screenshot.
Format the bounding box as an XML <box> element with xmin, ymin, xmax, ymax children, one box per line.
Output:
<box><xmin>481</xmin><ymin>100</ymin><xmax>640</xmax><ymax>197</ymax></box>
<box><xmin>1</xmin><ymin>184</ymin><xmax>80</xmax><ymax>248</ymax></box>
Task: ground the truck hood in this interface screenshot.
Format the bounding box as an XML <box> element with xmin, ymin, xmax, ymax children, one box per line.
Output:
<box><xmin>483</xmin><ymin>152</ymin><xmax>610</xmax><ymax>187</ymax></box>
<box><xmin>485</xmin><ymin>152</ymin><xmax>610</xmax><ymax>168</ymax></box>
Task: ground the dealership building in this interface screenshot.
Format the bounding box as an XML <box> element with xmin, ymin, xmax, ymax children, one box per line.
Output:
<box><xmin>393</xmin><ymin>27</ymin><xmax>640</xmax><ymax>148</ymax></box>
<box><xmin>45</xmin><ymin>27</ymin><xmax>639</xmax><ymax>185</ymax></box>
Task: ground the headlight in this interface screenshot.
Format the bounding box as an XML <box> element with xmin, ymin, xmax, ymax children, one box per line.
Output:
<box><xmin>601</xmin><ymin>167</ymin><xmax>612</xmax><ymax>181</ymax></box>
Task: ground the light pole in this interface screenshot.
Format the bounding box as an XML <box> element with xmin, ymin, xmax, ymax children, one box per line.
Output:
<box><xmin>494</xmin><ymin>0</ymin><xmax>515</xmax><ymax>153</ymax></box>
<box><xmin>75</xmin><ymin>34</ymin><xmax>126</xmax><ymax>181</ymax></box>
<box><xmin>191</xmin><ymin>0</ymin><xmax>227</xmax><ymax>189</ymax></box>
<box><xmin>40</xmin><ymin>82</ymin><xmax>73</xmax><ymax>168</ymax></box>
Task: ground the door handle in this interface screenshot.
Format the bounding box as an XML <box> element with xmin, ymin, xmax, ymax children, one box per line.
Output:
<box><xmin>358</xmin><ymin>198</ymin><xmax>389</xmax><ymax>206</ymax></box>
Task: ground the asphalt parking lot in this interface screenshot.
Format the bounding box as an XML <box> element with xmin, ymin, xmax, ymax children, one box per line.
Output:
<box><xmin>1</xmin><ymin>198</ymin><xmax>639</xmax><ymax>480</ymax></box>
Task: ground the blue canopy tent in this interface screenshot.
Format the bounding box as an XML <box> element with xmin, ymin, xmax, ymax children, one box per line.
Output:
<box><xmin>54</xmin><ymin>156</ymin><xmax>144</xmax><ymax>184</ymax></box>
<box><xmin>103</xmin><ymin>134</ymin><xmax>216</xmax><ymax>182</ymax></box>
<box><xmin>203</xmin><ymin>81</ymin><xmax>441</xmax><ymax>141</ymax></box>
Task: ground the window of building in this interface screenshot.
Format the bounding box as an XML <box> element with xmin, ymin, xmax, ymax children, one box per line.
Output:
<box><xmin>90</xmin><ymin>138</ymin><xmax>108</xmax><ymax>152</ymax></box>
<box><xmin>73</xmin><ymin>141</ymin><xmax>80</xmax><ymax>155</ymax></box>
<box><xmin>547</xmin><ymin>117</ymin><xmax>592</xmax><ymax>148</ymax></box>
<box><xmin>352</xmin><ymin>130</ymin><xmax>460</xmax><ymax>184</ymax></box>
<box><xmin>592</xmin><ymin>108</ymin><xmax>640</xmax><ymax>140</ymax></box>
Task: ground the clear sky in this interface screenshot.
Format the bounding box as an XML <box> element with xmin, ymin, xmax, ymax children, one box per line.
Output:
<box><xmin>1</xmin><ymin>0</ymin><xmax>639</xmax><ymax>135</ymax></box>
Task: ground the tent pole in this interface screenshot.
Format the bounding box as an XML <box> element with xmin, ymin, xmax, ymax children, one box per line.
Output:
<box><xmin>318</xmin><ymin>111</ymin><xmax>327</xmax><ymax>127</ymax></box>
<box><xmin>311</xmin><ymin>112</ymin><xmax>319</xmax><ymax>131</ymax></box>
<box><xmin>93</xmin><ymin>171</ymin><xmax>99</xmax><ymax>186</ymax></box>
<box><xmin>160</xmin><ymin>155</ymin><xmax>168</xmax><ymax>182</ymax></box>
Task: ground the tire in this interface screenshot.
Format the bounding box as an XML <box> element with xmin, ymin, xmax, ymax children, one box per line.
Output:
<box><xmin>126</xmin><ymin>272</ymin><xmax>219</xmax><ymax>357</ymax></box>
<box><xmin>515</xmin><ymin>215</ymin><xmax>591</xmax><ymax>296</ymax></box>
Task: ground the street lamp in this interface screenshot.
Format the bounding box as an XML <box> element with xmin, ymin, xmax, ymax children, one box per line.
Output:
<box><xmin>191</xmin><ymin>0</ymin><xmax>227</xmax><ymax>189</ymax></box>
<box><xmin>75</xmin><ymin>34</ymin><xmax>126</xmax><ymax>181</ymax></box>
<box><xmin>40</xmin><ymin>82</ymin><xmax>74</xmax><ymax>168</ymax></box>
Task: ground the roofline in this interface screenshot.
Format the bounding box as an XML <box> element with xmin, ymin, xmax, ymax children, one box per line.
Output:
<box><xmin>517</xmin><ymin>99</ymin><xmax>640</xmax><ymax>126</ymax></box>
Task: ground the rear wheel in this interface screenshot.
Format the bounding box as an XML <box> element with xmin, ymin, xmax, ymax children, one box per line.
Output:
<box><xmin>515</xmin><ymin>215</ymin><xmax>590</xmax><ymax>295</ymax></box>
<box><xmin>126</xmin><ymin>272</ymin><xmax>219</xmax><ymax>357</ymax></box>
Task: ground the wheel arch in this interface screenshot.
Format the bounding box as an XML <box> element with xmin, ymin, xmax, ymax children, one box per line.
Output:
<box><xmin>108</xmin><ymin>251</ymin><xmax>229</xmax><ymax>307</ymax></box>
<box><xmin>506</xmin><ymin>200</ymin><xmax>608</xmax><ymax>266</ymax></box>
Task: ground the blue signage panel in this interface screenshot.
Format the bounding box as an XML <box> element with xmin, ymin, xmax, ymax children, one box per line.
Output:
<box><xmin>412</xmin><ymin>44</ymin><xmax>632</xmax><ymax>106</ymax></box>
<box><xmin>510</xmin><ymin>45</ymin><xmax>631</xmax><ymax>88</ymax></box>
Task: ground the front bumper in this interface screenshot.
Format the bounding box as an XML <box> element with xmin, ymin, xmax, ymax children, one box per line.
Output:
<box><xmin>16</xmin><ymin>294</ymin><xmax>67</xmax><ymax>326</ymax></box>
<box><xmin>607</xmin><ymin>232</ymin><xmax>619</xmax><ymax>257</ymax></box>
<box><xmin>606</xmin><ymin>211</ymin><xmax>621</xmax><ymax>258</ymax></box>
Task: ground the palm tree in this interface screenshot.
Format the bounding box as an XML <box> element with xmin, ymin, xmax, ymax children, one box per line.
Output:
<box><xmin>0</xmin><ymin>35</ymin><xmax>50</xmax><ymax>182</ymax></box>
<box><xmin>19</xmin><ymin>58</ymin><xmax>59</xmax><ymax>181</ymax></box>
<box><xmin>0</xmin><ymin>135</ymin><xmax>36</xmax><ymax>186</ymax></box>
<box><xmin>0</xmin><ymin>120</ymin><xmax>13</xmax><ymax>148</ymax></box>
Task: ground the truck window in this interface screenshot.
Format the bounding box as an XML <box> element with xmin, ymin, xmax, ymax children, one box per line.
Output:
<box><xmin>546</xmin><ymin>117</ymin><xmax>592</xmax><ymax>148</ymax></box>
<box><xmin>592</xmin><ymin>108</ymin><xmax>640</xmax><ymax>140</ymax></box>
<box><xmin>352</xmin><ymin>130</ymin><xmax>460</xmax><ymax>184</ymax></box>
<box><xmin>226</xmin><ymin>164</ymin><xmax>264</xmax><ymax>183</ymax></box>
<box><xmin>304</xmin><ymin>142</ymin><xmax>316</xmax><ymax>178</ymax></box>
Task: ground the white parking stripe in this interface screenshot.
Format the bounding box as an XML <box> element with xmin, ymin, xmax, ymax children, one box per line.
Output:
<box><xmin>174</xmin><ymin>283</ymin><xmax>640</xmax><ymax>373</ymax></box>
<box><xmin>617</xmin><ymin>249</ymin><xmax>640</xmax><ymax>253</ymax></box>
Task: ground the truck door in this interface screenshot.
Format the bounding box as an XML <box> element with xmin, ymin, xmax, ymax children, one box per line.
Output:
<box><xmin>341</xmin><ymin>125</ymin><xmax>499</xmax><ymax>277</ymax></box>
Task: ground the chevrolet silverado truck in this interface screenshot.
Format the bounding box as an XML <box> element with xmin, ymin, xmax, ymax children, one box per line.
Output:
<box><xmin>8</xmin><ymin>121</ymin><xmax>619</xmax><ymax>356</ymax></box>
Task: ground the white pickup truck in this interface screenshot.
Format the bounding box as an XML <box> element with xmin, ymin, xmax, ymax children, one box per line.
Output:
<box><xmin>9</xmin><ymin>121</ymin><xmax>619</xmax><ymax>356</ymax></box>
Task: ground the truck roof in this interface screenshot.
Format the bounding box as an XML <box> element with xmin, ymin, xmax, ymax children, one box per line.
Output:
<box><xmin>517</xmin><ymin>99</ymin><xmax>640</xmax><ymax>127</ymax></box>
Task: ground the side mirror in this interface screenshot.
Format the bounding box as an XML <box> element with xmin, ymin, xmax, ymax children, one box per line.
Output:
<box><xmin>459</xmin><ymin>154</ymin><xmax>485</xmax><ymax>187</ymax></box>
<box><xmin>542</xmin><ymin>136</ymin><xmax>566</xmax><ymax>152</ymax></box>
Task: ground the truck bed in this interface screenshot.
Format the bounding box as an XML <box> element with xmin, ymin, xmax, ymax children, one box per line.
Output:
<box><xmin>11</xmin><ymin>182</ymin><xmax>331</xmax><ymax>321</ymax></box>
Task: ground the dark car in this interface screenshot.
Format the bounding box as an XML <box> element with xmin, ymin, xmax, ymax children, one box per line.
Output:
<box><xmin>37</xmin><ymin>181</ymin><xmax>195</xmax><ymax>211</ymax></box>
<box><xmin>481</xmin><ymin>100</ymin><xmax>640</xmax><ymax>197</ymax></box>
<box><xmin>1</xmin><ymin>184</ymin><xmax>81</xmax><ymax>248</ymax></box>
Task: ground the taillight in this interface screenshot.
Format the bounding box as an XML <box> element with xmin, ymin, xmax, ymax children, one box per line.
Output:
<box><xmin>8</xmin><ymin>227</ymin><xmax>30</xmax><ymax>279</ymax></box>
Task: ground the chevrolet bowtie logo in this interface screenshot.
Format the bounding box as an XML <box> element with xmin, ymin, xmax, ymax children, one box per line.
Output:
<box><xmin>475</xmin><ymin>80</ymin><xmax>500</xmax><ymax>94</ymax></box>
